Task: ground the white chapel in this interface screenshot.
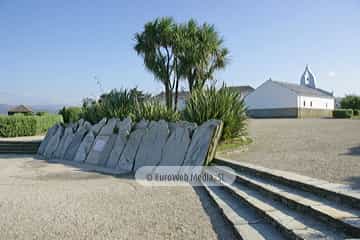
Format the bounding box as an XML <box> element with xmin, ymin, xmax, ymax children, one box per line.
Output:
<box><xmin>245</xmin><ymin>66</ymin><xmax>335</xmax><ymax>118</ymax></box>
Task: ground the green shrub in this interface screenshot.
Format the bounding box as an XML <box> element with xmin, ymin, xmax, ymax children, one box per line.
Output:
<box><xmin>183</xmin><ymin>85</ymin><xmax>247</xmax><ymax>140</ymax></box>
<box><xmin>133</xmin><ymin>101</ymin><xmax>180</xmax><ymax>122</ymax></box>
<box><xmin>333</xmin><ymin>109</ymin><xmax>353</xmax><ymax>118</ymax></box>
<box><xmin>59</xmin><ymin>106</ymin><xmax>82</xmax><ymax>124</ymax></box>
<box><xmin>0</xmin><ymin>114</ymin><xmax>63</xmax><ymax>137</ymax></box>
<box><xmin>80</xmin><ymin>102</ymin><xmax>104</xmax><ymax>124</ymax></box>
<box><xmin>353</xmin><ymin>109</ymin><xmax>360</xmax><ymax>116</ymax></box>
<box><xmin>340</xmin><ymin>95</ymin><xmax>360</xmax><ymax>110</ymax></box>
<box><xmin>80</xmin><ymin>88</ymin><xmax>151</xmax><ymax>124</ymax></box>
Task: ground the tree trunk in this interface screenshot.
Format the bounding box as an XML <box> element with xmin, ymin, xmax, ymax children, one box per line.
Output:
<box><xmin>174</xmin><ymin>77</ymin><xmax>179</xmax><ymax>111</ymax></box>
<box><xmin>165</xmin><ymin>83</ymin><xmax>173</xmax><ymax>110</ymax></box>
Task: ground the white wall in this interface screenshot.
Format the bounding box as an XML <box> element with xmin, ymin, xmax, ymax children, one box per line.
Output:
<box><xmin>156</xmin><ymin>95</ymin><xmax>187</xmax><ymax>110</ymax></box>
<box><xmin>245</xmin><ymin>80</ymin><xmax>298</xmax><ymax>109</ymax></box>
<box><xmin>298</xmin><ymin>96</ymin><xmax>335</xmax><ymax>110</ymax></box>
<box><xmin>177</xmin><ymin>97</ymin><xmax>187</xmax><ymax>110</ymax></box>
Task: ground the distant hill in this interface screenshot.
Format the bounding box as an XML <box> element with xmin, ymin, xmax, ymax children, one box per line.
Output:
<box><xmin>0</xmin><ymin>104</ymin><xmax>64</xmax><ymax>115</ymax></box>
<box><xmin>31</xmin><ymin>105</ymin><xmax>64</xmax><ymax>114</ymax></box>
<box><xmin>0</xmin><ymin>104</ymin><xmax>12</xmax><ymax>115</ymax></box>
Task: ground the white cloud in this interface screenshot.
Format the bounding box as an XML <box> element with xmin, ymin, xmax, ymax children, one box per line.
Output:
<box><xmin>328</xmin><ymin>71</ymin><xmax>336</xmax><ymax>77</ymax></box>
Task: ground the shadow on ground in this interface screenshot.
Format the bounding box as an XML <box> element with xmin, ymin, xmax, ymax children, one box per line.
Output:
<box><xmin>193</xmin><ymin>186</ymin><xmax>238</xmax><ymax>240</ymax></box>
<box><xmin>341</xmin><ymin>145</ymin><xmax>360</xmax><ymax>156</ymax></box>
<box><xmin>345</xmin><ymin>176</ymin><xmax>360</xmax><ymax>191</ymax></box>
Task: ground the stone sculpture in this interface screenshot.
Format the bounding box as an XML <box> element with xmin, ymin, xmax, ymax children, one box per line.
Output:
<box><xmin>37</xmin><ymin>118</ymin><xmax>223</xmax><ymax>174</ymax></box>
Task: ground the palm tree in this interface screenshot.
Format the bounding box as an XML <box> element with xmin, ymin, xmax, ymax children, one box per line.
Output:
<box><xmin>177</xmin><ymin>19</ymin><xmax>229</xmax><ymax>92</ymax></box>
<box><xmin>134</xmin><ymin>18</ymin><xmax>229</xmax><ymax>110</ymax></box>
<box><xmin>134</xmin><ymin>17</ymin><xmax>177</xmax><ymax>110</ymax></box>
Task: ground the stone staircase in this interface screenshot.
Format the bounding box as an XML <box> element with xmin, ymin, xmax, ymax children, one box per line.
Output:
<box><xmin>203</xmin><ymin>157</ymin><xmax>360</xmax><ymax>239</ymax></box>
<box><xmin>0</xmin><ymin>141</ymin><xmax>40</xmax><ymax>154</ymax></box>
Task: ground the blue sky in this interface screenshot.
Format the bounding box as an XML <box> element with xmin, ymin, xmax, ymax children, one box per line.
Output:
<box><xmin>1</xmin><ymin>0</ymin><xmax>359</xmax><ymax>105</ymax></box>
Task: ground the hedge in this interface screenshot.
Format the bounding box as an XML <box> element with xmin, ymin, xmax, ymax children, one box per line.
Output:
<box><xmin>332</xmin><ymin>109</ymin><xmax>353</xmax><ymax>119</ymax></box>
<box><xmin>0</xmin><ymin>114</ymin><xmax>63</xmax><ymax>137</ymax></box>
<box><xmin>340</xmin><ymin>95</ymin><xmax>360</xmax><ymax>110</ymax></box>
<box><xmin>354</xmin><ymin>109</ymin><xmax>360</xmax><ymax>116</ymax></box>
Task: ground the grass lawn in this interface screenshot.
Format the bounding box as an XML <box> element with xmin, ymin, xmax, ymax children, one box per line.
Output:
<box><xmin>216</xmin><ymin>136</ymin><xmax>252</xmax><ymax>153</ymax></box>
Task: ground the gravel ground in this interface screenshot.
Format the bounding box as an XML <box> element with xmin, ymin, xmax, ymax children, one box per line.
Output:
<box><xmin>218</xmin><ymin>119</ymin><xmax>360</xmax><ymax>187</ymax></box>
<box><xmin>0</xmin><ymin>155</ymin><xmax>235</xmax><ymax>240</ymax></box>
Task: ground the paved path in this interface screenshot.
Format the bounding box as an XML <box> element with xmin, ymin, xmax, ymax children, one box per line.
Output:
<box><xmin>0</xmin><ymin>135</ymin><xmax>44</xmax><ymax>142</ymax></box>
<box><xmin>218</xmin><ymin>119</ymin><xmax>360</xmax><ymax>188</ymax></box>
<box><xmin>0</xmin><ymin>155</ymin><xmax>235</xmax><ymax>240</ymax></box>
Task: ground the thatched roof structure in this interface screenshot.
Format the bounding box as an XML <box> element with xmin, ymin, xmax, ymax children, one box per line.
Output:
<box><xmin>8</xmin><ymin>105</ymin><xmax>33</xmax><ymax>115</ymax></box>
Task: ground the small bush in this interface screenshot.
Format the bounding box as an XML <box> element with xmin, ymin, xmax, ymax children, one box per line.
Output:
<box><xmin>59</xmin><ymin>107</ymin><xmax>82</xmax><ymax>124</ymax></box>
<box><xmin>353</xmin><ymin>109</ymin><xmax>360</xmax><ymax>116</ymax></box>
<box><xmin>0</xmin><ymin>114</ymin><xmax>63</xmax><ymax>137</ymax></box>
<box><xmin>80</xmin><ymin>88</ymin><xmax>152</xmax><ymax>124</ymax></box>
<box><xmin>333</xmin><ymin>109</ymin><xmax>353</xmax><ymax>118</ymax></box>
<box><xmin>80</xmin><ymin>102</ymin><xmax>103</xmax><ymax>124</ymax></box>
<box><xmin>97</xmin><ymin>88</ymin><xmax>146</xmax><ymax>120</ymax></box>
<box><xmin>183</xmin><ymin>85</ymin><xmax>248</xmax><ymax>140</ymax></box>
<box><xmin>133</xmin><ymin>101</ymin><xmax>180</xmax><ymax>122</ymax></box>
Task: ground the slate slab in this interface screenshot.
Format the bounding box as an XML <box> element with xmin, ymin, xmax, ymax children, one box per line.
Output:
<box><xmin>117</xmin><ymin>128</ymin><xmax>147</xmax><ymax>172</ymax></box>
<box><xmin>106</xmin><ymin>117</ymin><xmax>132</xmax><ymax>168</ymax></box>
<box><xmin>85</xmin><ymin>135</ymin><xmax>110</xmax><ymax>165</ymax></box>
<box><xmin>99</xmin><ymin>134</ymin><xmax>117</xmax><ymax>166</ymax></box>
<box><xmin>44</xmin><ymin>125</ymin><xmax>64</xmax><ymax>158</ymax></box>
<box><xmin>158</xmin><ymin>123</ymin><xmax>192</xmax><ymax>166</ymax></box>
<box><xmin>134</xmin><ymin>119</ymin><xmax>149</xmax><ymax>129</ymax></box>
<box><xmin>73</xmin><ymin>131</ymin><xmax>95</xmax><ymax>163</ymax></box>
<box><xmin>83</xmin><ymin>121</ymin><xmax>92</xmax><ymax>131</ymax></box>
<box><xmin>91</xmin><ymin>118</ymin><xmax>107</xmax><ymax>135</ymax></box>
<box><xmin>133</xmin><ymin>120</ymin><xmax>169</xmax><ymax>171</ymax></box>
<box><xmin>85</xmin><ymin>118</ymin><xmax>118</xmax><ymax>166</ymax></box>
<box><xmin>107</xmin><ymin>133</ymin><xmax>127</xmax><ymax>168</ymax></box>
<box><xmin>53</xmin><ymin>125</ymin><xmax>75</xmax><ymax>159</ymax></box>
<box><xmin>77</xmin><ymin>118</ymin><xmax>84</xmax><ymax>128</ymax></box>
<box><xmin>182</xmin><ymin>119</ymin><xmax>221</xmax><ymax>166</ymax></box>
<box><xmin>116</xmin><ymin>117</ymin><xmax>132</xmax><ymax>134</ymax></box>
<box><xmin>63</xmin><ymin>126</ymin><xmax>88</xmax><ymax>161</ymax></box>
<box><xmin>99</xmin><ymin>118</ymin><xmax>117</xmax><ymax>136</ymax></box>
<box><xmin>37</xmin><ymin>124</ymin><xmax>59</xmax><ymax>155</ymax></box>
<box><xmin>168</xmin><ymin>121</ymin><xmax>197</xmax><ymax>136</ymax></box>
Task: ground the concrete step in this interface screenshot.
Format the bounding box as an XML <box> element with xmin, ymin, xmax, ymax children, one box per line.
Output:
<box><xmin>213</xmin><ymin>165</ymin><xmax>360</xmax><ymax>237</ymax></box>
<box><xmin>203</xmin><ymin>183</ymin><xmax>286</xmax><ymax>240</ymax></box>
<box><xmin>0</xmin><ymin>150</ymin><xmax>38</xmax><ymax>154</ymax></box>
<box><xmin>0</xmin><ymin>141</ymin><xmax>41</xmax><ymax>144</ymax></box>
<box><xmin>0</xmin><ymin>144</ymin><xmax>40</xmax><ymax>147</ymax></box>
<box><xmin>204</xmin><ymin>170</ymin><xmax>348</xmax><ymax>240</ymax></box>
<box><xmin>214</xmin><ymin>157</ymin><xmax>360</xmax><ymax>210</ymax></box>
<box><xmin>0</xmin><ymin>145</ymin><xmax>39</xmax><ymax>149</ymax></box>
<box><xmin>0</xmin><ymin>145</ymin><xmax>38</xmax><ymax>148</ymax></box>
<box><xmin>0</xmin><ymin>143</ymin><xmax>39</xmax><ymax>146</ymax></box>
<box><xmin>0</xmin><ymin>141</ymin><xmax>40</xmax><ymax>154</ymax></box>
